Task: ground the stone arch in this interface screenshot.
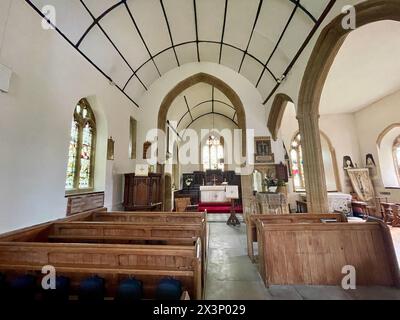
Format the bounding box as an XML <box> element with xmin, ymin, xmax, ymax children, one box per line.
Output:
<box><xmin>297</xmin><ymin>0</ymin><xmax>400</xmax><ymax>213</ymax></box>
<box><xmin>267</xmin><ymin>93</ymin><xmax>293</xmax><ymax>141</ymax></box>
<box><xmin>157</xmin><ymin>73</ymin><xmax>247</xmax><ymax>210</ymax></box>
<box><xmin>157</xmin><ymin>72</ymin><xmax>247</xmax><ymax>157</ymax></box>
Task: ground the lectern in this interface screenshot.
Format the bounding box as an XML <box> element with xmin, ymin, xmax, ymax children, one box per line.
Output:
<box><xmin>226</xmin><ymin>186</ymin><xmax>240</xmax><ymax>226</ymax></box>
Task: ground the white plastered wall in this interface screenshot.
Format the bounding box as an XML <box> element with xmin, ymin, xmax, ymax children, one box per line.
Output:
<box><xmin>0</xmin><ymin>0</ymin><xmax>142</xmax><ymax>233</ymax></box>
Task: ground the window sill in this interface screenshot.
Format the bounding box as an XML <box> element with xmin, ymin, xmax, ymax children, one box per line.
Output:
<box><xmin>384</xmin><ymin>187</ymin><xmax>400</xmax><ymax>190</ymax></box>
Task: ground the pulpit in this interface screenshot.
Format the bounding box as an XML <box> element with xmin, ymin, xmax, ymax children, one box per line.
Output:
<box><xmin>123</xmin><ymin>173</ymin><xmax>162</xmax><ymax>211</ymax></box>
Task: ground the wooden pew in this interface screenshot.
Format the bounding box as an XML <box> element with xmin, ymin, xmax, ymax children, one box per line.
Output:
<box><xmin>90</xmin><ymin>211</ymin><xmax>206</xmax><ymax>225</ymax></box>
<box><xmin>0</xmin><ymin>209</ymin><xmax>104</xmax><ymax>242</ymax></box>
<box><xmin>256</xmin><ymin>220</ymin><xmax>400</xmax><ymax>287</ymax></box>
<box><xmin>0</xmin><ymin>239</ymin><xmax>203</xmax><ymax>300</ymax></box>
<box><xmin>88</xmin><ymin>211</ymin><xmax>209</xmax><ymax>261</ymax></box>
<box><xmin>46</xmin><ymin>222</ymin><xmax>203</xmax><ymax>247</ymax></box>
<box><xmin>246</xmin><ymin>213</ymin><xmax>347</xmax><ymax>262</ymax></box>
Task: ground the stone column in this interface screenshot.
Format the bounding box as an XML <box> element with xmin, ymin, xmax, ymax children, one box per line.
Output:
<box><xmin>297</xmin><ymin>113</ymin><xmax>329</xmax><ymax>213</ymax></box>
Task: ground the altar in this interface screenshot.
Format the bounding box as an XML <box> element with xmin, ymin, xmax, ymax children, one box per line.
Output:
<box><xmin>200</xmin><ymin>186</ymin><xmax>228</xmax><ymax>203</ymax></box>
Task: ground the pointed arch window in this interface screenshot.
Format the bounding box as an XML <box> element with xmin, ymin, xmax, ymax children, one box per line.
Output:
<box><xmin>65</xmin><ymin>99</ymin><xmax>96</xmax><ymax>192</ymax></box>
<box><xmin>393</xmin><ymin>136</ymin><xmax>400</xmax><ymax>184</ymax></box>
<box><xmin>202</xmin><ymin>136</ymin><xmax>224</xmax><ymax>171</ymax></box>
<box><xmin>290</xmin><ymin>133</ymin><xmax>305</xmax><ymax>191</ymax></box>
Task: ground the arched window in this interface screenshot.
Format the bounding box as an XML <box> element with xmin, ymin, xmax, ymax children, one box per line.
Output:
<box><xmin>202</xmin><ymin>135</ymin><xmax>224</xmax><ymax>171</ymax></box>
<box><xmin>290</xmin><ymin>132</ymin><xmax>340</xmax><ymax>192</ymax></box>
<box><xmin>65</xmin><ymin>99</ymin><xmax>96</xmax><ymax>192</ymax></box>
<box><xmin>290</xmin><ymin>133</ymin><xmax>305</xmax><ymax>191</ymax></box>
<box><xmin>393</xmin><ymin>136</ymin><xmax>400</xmax><ymax>183</ymax></box>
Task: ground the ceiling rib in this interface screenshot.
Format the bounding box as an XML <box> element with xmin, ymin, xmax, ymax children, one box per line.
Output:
<box><xmin>288</xmin><ymin>0</ymin><xmax>317</xmax><ymax>22</ymax></box>
<box><xmin>187</xmin><ymin>112</ymin><xmax>239</xmax><ymax>129</ymax></box>
<box><xmin>124</xmin><ymin>1</ymin><xmax>162</xmax><ymax>77</ymax></box>
<box><xmin>160</xmin><ymin>0</ymin><xmax>180</xmax><ymax>67</ymax></box>
<box><xmin>256</xmin><ymin>0</ymin><xmax>299</xmax><ymax>88</ymax></box>
<box><xmin>80</xmin><ymin>0</ymin><xmax>148</xmax><ymax>91</ymax></box>
<box><xmin>24</xmin><ymin>0</ymin><xmax>140</xmax><ymax>108</ymax></box>
<box><xmin>123</xmin><ymin>40</ymin><xmax>278</xmax><ymax>90</ymax></box>
<box><xmin>193</xmin><ymin>0</ymin><xmax>200</xmax><ymax>63</ymax></box>
<box><xmin>262</xmin><ymin>0</ymin><xmax>337</xmax><ymax>104</ymax></box>
<box><xmin>184</xmin><ymin>96</ymin><xmax>194</xmax><ymax>121</ymax></box>
<box><xmin>76</xmin><ymin>0</ymin><xmax>124</xmax><ymax>48</ymax></box>
<box><xmin>238</xmin><ymin>0</ymin><xmax>263</xmax><ymax>73</ymax></box>
<box><xmin>219</xmin><ymin>0</ymin><xmax>229</xmax><ymax>64</ymax></box>
<box><xmin>25</xmin><ymin>0</ymin><xmax>335</xmax><ymax>108</ymax></box>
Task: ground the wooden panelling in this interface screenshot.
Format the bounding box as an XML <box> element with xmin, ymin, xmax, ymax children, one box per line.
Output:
<box><xmin>256</xmin><ymin>221</ymin><xmax>400</xmax><ymax>287</ymax></box>
<box><xmin>123</xmin><ymin>174</ymin><xmax>162</xmax><ymax>211</ymax></box>
<box><xmin>0</xmin><ymin>209</ymin><xmax>103</xmax><ymax>242</ymax></box>
<box><xmin>91</xmin><ymin>211</ymin><xmax>206</xmax><ymax>224</ymax></box>
<box><xmin>246</xmin><ymin>213</ymin><xmax>347</xmax><ymax>262</ymax></box>
<box><xmin>0</xmin><ymin>241</ymin><xmax>202</xmax><ymax>299</ymax></box>
<box><xmin>48</xmin><ymin>222</ymin><xmax>203</xmax><ymax>246</ymax></box>
<box><xmin>66</xmin><ymin>192</ymin><xmax>105</xmax><ymax>216</ymax></box>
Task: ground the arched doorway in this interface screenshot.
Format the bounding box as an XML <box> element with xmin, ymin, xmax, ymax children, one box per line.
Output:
<box><xmin>297</xmin><ymin>0</ymin><xmax>400</xmax><ymax>213</ymax></box>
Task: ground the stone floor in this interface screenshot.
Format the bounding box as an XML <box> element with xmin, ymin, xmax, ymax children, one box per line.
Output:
<box><xmin>204</xmin><ymin>216</ymin><xmax>400</xmax><ymax>300</ymax></box>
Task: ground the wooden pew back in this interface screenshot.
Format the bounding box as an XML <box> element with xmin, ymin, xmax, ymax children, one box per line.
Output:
<box><xmin>0</xmin><ymin>240</ymin><xmax>202</xmax><ymax>299</ymax></box>
<box><xmin>256</xmin><ymin>221</ymin><xmax>400</xmax><ymax>287</ymax></box>
<box><xmin>91</xmin><ymin>211</ymin><xmax>206</xmax><ymax>225</ymax></box>
<box><xmin>46</xmin><ymin>222</ymin><xmax>203</xmax><ymax>246</ymax></box>
<box><xmin>246</xmin><ymin>213</ymin><xmax>347</xmax><ymax>262</ymax></box>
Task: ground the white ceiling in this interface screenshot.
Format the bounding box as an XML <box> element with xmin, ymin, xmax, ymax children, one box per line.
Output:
<box><xmin>320</xmin><ymin>20</ymin><xmax>400</xmax><ymax>115</ymax></box>
<box><xmin>27</xmin><ymin>0</ymin><xmax>332</xmax><ymax>108</ymax></box>
<box><xmin>167</xmin><ymin>83</ymin><xmax>237</xmax><ymax>131</ymax></box>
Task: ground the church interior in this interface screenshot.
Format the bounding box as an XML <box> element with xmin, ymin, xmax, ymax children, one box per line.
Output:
<box><xmin>1</xmin><ymin>0</ymin><xmax>400</xmax><ymax>302</ymax></box>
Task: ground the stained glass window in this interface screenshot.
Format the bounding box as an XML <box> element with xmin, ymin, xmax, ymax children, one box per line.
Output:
<box><xmin>202</xmin><ymin>136</ymin><xmax>224</xmax><ymax>171</ymax></box>
<box><xmin>65</xmin><ymin>99</ymin><xmax>96</xmax><ymax>192</ymax></box>
<box><xmin>290</xmin><ymin>133</ymin><xmax>305</xmax><ymax>191</ymax></box>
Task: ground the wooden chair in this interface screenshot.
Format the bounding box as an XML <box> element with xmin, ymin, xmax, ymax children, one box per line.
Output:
<box><xmin>380</xmin><ymin>202</ymin><xmax>398</xmax><ymax>224</ymax></box>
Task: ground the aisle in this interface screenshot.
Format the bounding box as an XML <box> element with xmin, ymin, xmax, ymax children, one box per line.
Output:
<box><xmin>204</xmin><ymin>216</ymin><xmax>400</xmax><ymax>300</ymax></box>
<box><xmin>204</xmin><ymin>220</ymin><xmax>269</xmax><ymax>300</ymax></box>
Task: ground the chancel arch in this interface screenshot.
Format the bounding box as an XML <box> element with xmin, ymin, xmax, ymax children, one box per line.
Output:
<box><xmin>297</xmin><ymin>0</ymin><xmax>400</xmax><ymax>213</ymax></box>
<box><xmin>157</xmin><ymin>73</ymin><xmax>246</xmax><ymax>156</ymax></box>
<box><xmin>157</xmin><ymin>73</ymin><xmax>247</xmax><ymax>211</ymax></box>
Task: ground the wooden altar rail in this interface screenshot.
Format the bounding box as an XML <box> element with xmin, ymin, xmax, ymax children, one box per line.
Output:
<box><xmin>246</xmin><ymin>213</ymin><xmax>348</xmax><ymax>262</ymax></box>
<box><xmin>256</xmin><ymin>221</ymin><xmax>400</xmax><ymax>287</ymax></box>
<box><xmin>0</xmin><ymin>240</ymin><xmax>202</xmax><ymax>300</ymax></box>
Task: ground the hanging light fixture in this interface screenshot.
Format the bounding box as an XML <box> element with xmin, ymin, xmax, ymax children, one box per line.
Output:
<box><xmin>207</xmin><ymin>112</ymin><xmax>219</xmax><ymax>146</ymax></box>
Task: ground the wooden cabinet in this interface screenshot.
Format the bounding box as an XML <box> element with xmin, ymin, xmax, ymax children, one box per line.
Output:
<box><xmin>123</xmin><ymin>173</ymin><xmax>162</xmax><ymax>211</ymax></box>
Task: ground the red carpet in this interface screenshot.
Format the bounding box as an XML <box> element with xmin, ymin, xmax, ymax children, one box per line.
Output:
<box><xmin>198</xmin><ymin>202</ymin><xmax>243</xmax><ymax>214</ymax></box>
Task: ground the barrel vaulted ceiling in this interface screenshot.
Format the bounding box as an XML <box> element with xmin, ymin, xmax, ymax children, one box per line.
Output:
<box><xmin>167</xmin><ymin>82</ymin><xmax>237</xmax><ymax>132</ymax></box>
<box><xmin>26</xmin><ymin>0</ymin><xmax>335</xmax><ymax>108</ymax></box>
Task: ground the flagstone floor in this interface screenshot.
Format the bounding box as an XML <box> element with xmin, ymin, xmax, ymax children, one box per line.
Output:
<box><xmin>204</xmin><ymin>216</ymin><xmax>400</xmax><ymax>300</ymax></box>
